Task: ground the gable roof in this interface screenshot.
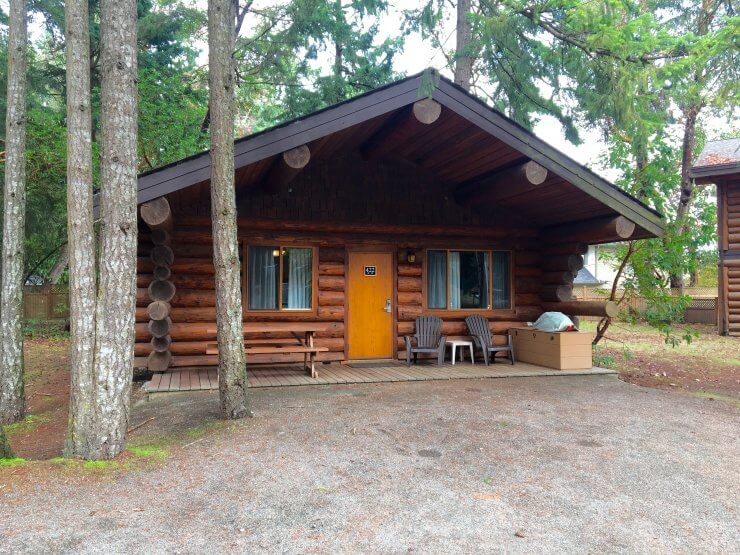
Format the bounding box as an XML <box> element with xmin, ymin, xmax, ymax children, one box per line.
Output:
<box><xmin>115</xmin><ymin>69</ymin><xmax>663</xmax><ymax>237</ymax></box>
<box><xmin>690</xmin><ymin>138</ymin><xmax>740</xmax><ymax>182</ymax></box>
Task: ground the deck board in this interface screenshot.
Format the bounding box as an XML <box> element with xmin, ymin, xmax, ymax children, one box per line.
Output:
<box><xmin>143</xmin><ymin>361</ymin><xmax>617</xmax><ymax>393</ymax></box>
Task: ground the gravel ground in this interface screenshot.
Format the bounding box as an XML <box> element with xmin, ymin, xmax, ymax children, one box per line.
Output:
<box><xmin>1</xmin><ymin>374</ymin><xmax>738</xmax><ymax>553</ymax></box>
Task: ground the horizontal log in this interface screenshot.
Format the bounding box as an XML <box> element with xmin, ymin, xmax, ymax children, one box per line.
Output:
<box><xmin>136</xmin><ymin>337</ymin><xmax>346</xmax><ymax>357</ymax></box>
<box><xmin>543</xmin><ymin>300</ymin><xmax>619</xmax><ymax>318</ymax></box>
<box><xmin>541</xmin><ymin>270</ymin><xmax>576</xmax><ymax>285</ymax></box>
<box><xmin>515</xmin><ymin>293</ymin><xmax>540</xmax><ymax>306</ymax></box>
<box><xmin>515</xmin><ymin>252</ymin><xmax>540</xmax><ymax>266</ymax></box>
<box><xmin>138</xmin><ymin>305</ymin><xmax>348</xmax><ymax>324</ymax></box>
<box><xmin>317</xmin><ymin>306</ymin><xmax>345</xmax><ymax>320</ymax></box>
<box><xmin>541</xmin><ymin>242</ymin><xmax>588</xmax><ymax>256</ymax></box>
<box><xmin>514</xmin><ymin>267</ymin><xmax>542</xmax><ymax>278</ymax></box>
<box><xmin>318</xmin><ymin>290</ymin><xmax>345</xmax><ymax>306</ymax></box>
<box><xmin>397</xmin><ymin>263</ymin><xmax>423</xmax><ymax>277</ymax></box>
<box><xmin>398</xmin><ymin>291</ymin><xmax>423</xmax><ymax>305</ymax></box>
<box><xmin>514</xmin><ymin>277</ymin><xmax>541</xmax><ymax>294</ymax></box>
<box><xmin>361</xmin><ymin>100</ymin><xmax>442</xmax><ymax>160</ymax></box>
<box><xmin>398</xmin><ymin>319</ymin><xmax>524</xmax><ymax>336</ymax></box>
<box><xmin>540</xmin><ymin>285</ymin><xmax>573</xmax><ymax>302</ymax></box>
<box><xmin>261</xmin><ymin>144</ymin><xmax>311</xmax><ymax>194</ymax></box>
<box><xmin>542</xmin><ymin>216</ymin><xmax>635</xmax><ymax>244</ymax></box>
<box><xmin>177</xmin><ymin>215</ymin><xmax>540</xmax><ymax>241</ymax></box>
<box><xmin>138</xmin><ymin>257</ymin><xmax>214</xmax><ymax>275</ymax></box>
<box><xmin>397</xmin><ymin>305</ymin><xmax>423</xmax><ymax>321</ymax></box>
<box><xmin>398</xmin><ymin>276</ymin><xmax>422</xmax><ymax>293</ymax></box>
<box><xmin>319</xmin><ymin>247</ymin><xmax>345</xmax><ymax>263</ymax></box>
<box><xmin>318</xmin><ymin>275</ymin><xmax>345</xmax><ymax>292</ymax></box>
<box><xmin>542</xmin><ymin>254</ymin><xmax>584</xmax><ymax>273</ymax></box>
<box><xmin>455</xmin><ymin>161</ymin><xmax>548</xmax><ymax>205</ymax></box>
<box><xmin>318</xmin><ymin>262</ymin><xmax>344</xmax><ymax>276</ymax></box>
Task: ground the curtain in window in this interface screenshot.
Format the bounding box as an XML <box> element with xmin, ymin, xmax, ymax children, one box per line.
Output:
<box><xmin>449</xmin><ymin>251</ymin><xmax>461</xmax><ymax>309</ymax></box>
<box><xmin>427</xmin><ymin>250</ymin><xmax>447</xmax><ymax>309</ymax></box>
<box><xmin>481</xmin><ymin>251</ymin><xmax>490</xmax><ymax>309</ymax></box>
<box><xmin>493</xmin><ymin>251</ymin><xmax>511</xmax><ymax>309</ymax></box>
<box><xmin>248</xmin><ymin>246</ymin><xmax>278</xmax><ymax>309</ymax></box>
<box><xmin>284</xmin><ymin>248</ymin><xmax>312</xmax><ymax>309</ymax></box>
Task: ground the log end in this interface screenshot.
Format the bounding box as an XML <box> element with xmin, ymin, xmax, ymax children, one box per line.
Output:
<box><xmin>147</xmin><ymin>350</ymin><xmax>172</xmax><ymax>372</ymax></box>
<box><xmin>412</xmin><ymin>98</ymin><xmax>442</xmax><ymax>124</ymax></box>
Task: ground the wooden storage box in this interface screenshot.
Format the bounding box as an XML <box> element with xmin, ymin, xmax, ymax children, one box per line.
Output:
<box><xmin>509</xmin><ymin>327</ymin><xmax>594</xmax><ymax>370</ymax></box>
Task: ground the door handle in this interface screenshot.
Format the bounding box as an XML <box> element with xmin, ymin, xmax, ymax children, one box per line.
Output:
<box><xmin>384</xmin><ymin>299</ymin><xmax>392</xmax><ymax>313</ymax></box>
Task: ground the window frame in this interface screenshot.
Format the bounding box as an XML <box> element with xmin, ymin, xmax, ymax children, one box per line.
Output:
<box><xmin>423</xmin><ymin>248</ymin><xmax>514</xmax><ymax>314</ymax></box>
<box><xmin>243</xmin><ymin>242</ymin><xmax>318</xmax><ymax>314</ymax></box>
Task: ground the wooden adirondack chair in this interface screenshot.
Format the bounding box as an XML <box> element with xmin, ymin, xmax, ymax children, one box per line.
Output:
<box><xmin>405</xmin><ymin>316</ymin><xmax>447</xmax><ymax>367</ymax></box>
<box><xmin>465</xmin><ymin>314</ymin><xmax>515</xmax><ymax>365</ymax></box>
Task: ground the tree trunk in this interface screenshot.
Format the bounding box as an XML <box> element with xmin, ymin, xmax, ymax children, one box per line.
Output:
<box><xmin>48</xmin><ymin>244</ymin><xmax>69</xmax><ymax>284</ymax></box>
<box><xmin>0</xmin><ymin>0</ymin><xmax>28</xmax><ymax>425</ymax></box>
<box><xmin>0</xmin><ymin>425</ymin><xmax>13</xmax><ymax>459</ymax></box>
<box><xmin>208</xmin><ymin>0</ymin><xmax>250</xmax><ymax>419</ymax></box>
<box><xmin>87</xmin><ymin>0</ymin><xmax>139</xmax><ymax>459</ymax></box>
<box><xmin>670</xmin><ymin>104</ymin><xmax>701</xmax><ymax>288</ymax></box>
<box><xmin>63</xmin><ymin>0</ymin><xmax>97</xmax><ymax>458</ymax></box>
<box><xmin>454</xmin><ymin>0</ymin><xmax>473</xmax><ymax>91</ymax></box>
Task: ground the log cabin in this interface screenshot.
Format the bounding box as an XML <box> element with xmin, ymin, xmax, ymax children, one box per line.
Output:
<box><xmin>691</xmin><ymin>138</ymin><xmax>740</xmax><ymax>336</ymax></box>
<box><xmin>101</xmin><ymin>70</ymin><xmax>665</xmax><ymax>372</ymax></box>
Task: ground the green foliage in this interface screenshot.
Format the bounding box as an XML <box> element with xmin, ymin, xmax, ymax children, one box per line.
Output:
<box><xmin>23</xmin><ymin>319</ymin><xmax>69</xmax><ymax>340</ymax></box>
<box><xmin>592</xmin><ymin>346</ymin><xmax>616</xmax><ymax>369</ymax></box>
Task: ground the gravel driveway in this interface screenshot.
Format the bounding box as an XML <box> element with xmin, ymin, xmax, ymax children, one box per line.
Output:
<box><xmin>2</xmin><ymin>375</ymin><xmax>738</xmax><ymax>553</ymax></box>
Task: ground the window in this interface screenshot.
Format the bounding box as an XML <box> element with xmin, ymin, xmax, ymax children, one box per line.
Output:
<box><xmin>247</xmin><ymin>246</ymin><xmax>313</xmax><ymax>310</ymax></box>
<box><xmin>426</xmin><ymin>249</ymin><xmax>511</xmax><ymax>310</ymax></box>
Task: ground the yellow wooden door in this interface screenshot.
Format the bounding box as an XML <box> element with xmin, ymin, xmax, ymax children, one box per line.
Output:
<box><xmin>348</xmin><ymin>252</ymin><xmax>393</xmax><ymax>359</ymax></box>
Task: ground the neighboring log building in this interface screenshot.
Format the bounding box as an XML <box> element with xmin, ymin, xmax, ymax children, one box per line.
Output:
<box><xmin>691</xmin><ymin>138</ymin><xmax>740</xmax><ymax>336</ymax></box>
<box><xmin>97</xmin><ymin>71</ymin><xmax>665</xmax><ymax>371</ymax></box>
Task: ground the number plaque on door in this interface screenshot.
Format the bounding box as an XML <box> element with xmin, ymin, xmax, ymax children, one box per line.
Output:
<box><xmin>364</xmin><ymin>266</ymin><xmax>377</xmax><ymax>276</ymax></box>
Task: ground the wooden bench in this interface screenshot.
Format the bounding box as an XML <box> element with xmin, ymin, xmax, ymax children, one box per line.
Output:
<box><xmin>205</xmin><ymin>342</ymin><xmax>328</xmax><ymax>378</ymax></box>
<box><xmin>205</xmin><ymin>322</ymin><xmax>339</xmax><ymax>379</ymax></box>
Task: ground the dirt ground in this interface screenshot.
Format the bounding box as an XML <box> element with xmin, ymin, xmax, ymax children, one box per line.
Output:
<box><xmin>1</xmin><ymin>374</ymin><xmax>738</xmax><ymax>552</ymax></box>
<box><xmin>584</xmin><ymin>321</ymin><xmax>740</xmax><ymax>405</ymax></box>
<box><xmin>5</xmin><ymin>324</ymin><xmax>739</xmax><ymax>460</ymax></box>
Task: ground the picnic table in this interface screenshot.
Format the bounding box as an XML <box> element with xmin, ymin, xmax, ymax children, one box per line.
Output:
<box><xmin>205</xmin><ymin>322</ymin><xmax>340</xmax><ymax>378</ymax></box>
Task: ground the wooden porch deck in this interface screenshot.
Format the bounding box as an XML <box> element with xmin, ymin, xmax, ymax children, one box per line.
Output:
<box><xmin>142</xmin><ymin>361</ymin><xmax>616</xmax><ymax>393</ymax></box>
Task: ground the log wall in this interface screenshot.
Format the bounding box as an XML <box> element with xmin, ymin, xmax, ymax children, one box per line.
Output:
<box><xmin>133</xmin><ymin>154</ymin><xmax>614</xmax><ymax>368</ymax></box>
<box><xmin>720</xmin><ymin>179</ymin><xmax>740</xmax><ymax>336</ymax></box>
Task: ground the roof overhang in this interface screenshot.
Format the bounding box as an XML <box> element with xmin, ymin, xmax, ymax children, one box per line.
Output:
<box><xmin>97</xmin><ymin>70</ymin><xmax>664</xmax><ymax>240</ymax></box>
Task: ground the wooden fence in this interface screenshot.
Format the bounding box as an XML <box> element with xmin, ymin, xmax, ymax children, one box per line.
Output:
<box><xmin>23</xmin><ymin>285</ymin><xmax>69</xmax><ymax>321</ymax></box>
<box><xmin>573</xmin><ymin>286</ymin><xmax>718</xmax><ymax>325</ymax></box>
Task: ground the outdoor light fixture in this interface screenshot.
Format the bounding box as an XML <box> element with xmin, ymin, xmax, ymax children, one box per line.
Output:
<box><xmin>406</xmin><ymin>249</ymin><xmax>416</xmax><ymax>263</ymax></box>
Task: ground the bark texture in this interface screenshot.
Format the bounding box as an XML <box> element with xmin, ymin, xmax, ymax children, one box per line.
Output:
<box><xmin>208</xmin><ymin>0</ymin><xmax>250</xmax><ymax>418</ymax></box>
<box><xmin>48</xmin><ymin>244</ymin><xmax>69</xmax><ymax>284</ymax></box>
<box><xmin>63</xmin><ymin>0</ymin><xmax>97</xmax><ymax>457</ymax></box>
<box><xmin>454</xmin><ymin>0</ymin><xmax>473</xmax><ymax>91</ymax></box>
<box><xmin>0</xmin><ymin>425</ymin><xmax>13</xmax><ymax>458</ymax></box>
<box><xmin>87</xmin><ymin>0</ymin><xmax>139</xmax><ymax>458</ymax></box>
<box><xmin>0</xmin><ymin>0</ymin><xmax>28</xmax><ymax>425</ymax></box>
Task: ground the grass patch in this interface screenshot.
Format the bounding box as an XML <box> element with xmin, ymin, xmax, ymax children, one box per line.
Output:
<box><xmin>23</xmin><ymin>319</ymin><xmax>69</xmax><ymax>341</ymax></box>
<box><xmin>0</xmin><ymin>457</ymin><xmax>27</xmax><ymax>467</ymax></box>
<box><xmin>4</xmin><ymin>414</ymin><xmax>51</xmax><ymax>436</ymax></box>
